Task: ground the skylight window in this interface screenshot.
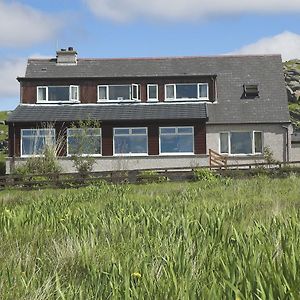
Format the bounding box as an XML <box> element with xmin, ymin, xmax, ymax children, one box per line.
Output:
<box><xmin>243</xmin><ymin>84</ymin><xmax>259</xmax><ymax>98</ymax></box>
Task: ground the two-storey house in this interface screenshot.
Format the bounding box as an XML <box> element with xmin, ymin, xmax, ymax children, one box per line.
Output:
<box><xmin>6</xmin><ymin>48</ymin><xmax>291</xmax><ymax>173</ymax></box>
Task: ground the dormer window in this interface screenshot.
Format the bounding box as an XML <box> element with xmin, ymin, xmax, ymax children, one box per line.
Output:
<box><xmin>243</xmin><ymin>84</ymin><xmax>259</xmax><ymax>98</ymax></box>
<box><xmin>165</xmin><ymin>83</ymin><xmax>209</xmax><ymax>101</ymax></box>
<box><xmin>98</xmin><ymin>84</ymin><xmax>140</xmax><ymax>102</ymax></box>
<box><xmin>37</xmin><ymin>85</ymin><xmax>79</xmax><ymax>102</ymax></box>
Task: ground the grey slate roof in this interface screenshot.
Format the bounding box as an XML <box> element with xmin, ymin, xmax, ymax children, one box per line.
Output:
<box><xmin>19</xmin><ymin>54</ymin><xmax>290</xmax><ymax>124</ymax></box>
<box><xmin>7</xmin><ymin>103</ymin><xmax>207</xmax><ymax>123</ymax></box>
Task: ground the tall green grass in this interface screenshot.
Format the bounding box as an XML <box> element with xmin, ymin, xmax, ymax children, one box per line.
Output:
<box><xmin>0</xmin><ymin>177</ymin><xmax>300</xmax><ymax>299</ymax></box>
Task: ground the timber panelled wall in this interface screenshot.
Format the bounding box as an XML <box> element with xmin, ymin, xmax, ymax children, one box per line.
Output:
<box><xmin>8</xmin><ymin>121</ymin><xmax>206</xmax><ymax>157</ymax></box>
<box><xmin>20</xmin><ymin>76</ymin><xmax>216</xmax><ymax>104</ymax></box>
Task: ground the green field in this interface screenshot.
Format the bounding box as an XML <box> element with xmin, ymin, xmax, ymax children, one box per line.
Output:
<box><xmin>1</xmin><ymin>177</ymin><xmax>300</xmax><ymax>299</ymax></box>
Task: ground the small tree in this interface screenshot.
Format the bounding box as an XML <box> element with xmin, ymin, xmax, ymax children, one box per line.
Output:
<box><xmin>69</xmin><ymin>120</ymin><xmax>101</xmax><ymax>177</ymax></box>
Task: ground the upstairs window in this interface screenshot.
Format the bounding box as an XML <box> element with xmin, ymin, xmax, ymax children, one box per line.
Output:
<box><xmin>220</xmin><ymin>131</ymin><xmax>263</xmax><ymax>155</ymax></box>
<box><xmin>147</xmin><ymin>84</ymin><xmax>158</xmax><ymax>101</ymax></box>
<box><xmin>165</xmin><ymin>83</ymin><xmax>208</xmax><ymax>101</ymax></box>
<box><xmin>98</xmin><ymin>84</ymin><xmax>140</xmax><ymax>101</ymax></box>
<box><xmin>37</xmin><ymin>86</ymin><xmax>79</xmax><ymax>102</ymax></box>
<box><xmin>243</xmin><ymin>84</ymin><xmax>259</xmax><ymax>98</ymax></box>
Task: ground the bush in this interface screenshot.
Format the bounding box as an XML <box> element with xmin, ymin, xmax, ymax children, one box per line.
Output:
<box><xmin>0</xmin><ymin>160</ymin><xmax>5</xmax><ymax>175</ymax></box>
<box><xmin>14</xmin><ymin>146</ymin><xmax>61</xmax><ymax>176</ymax></box>
<box><xmin>193</xmin><ymin>168</ymin><xmax>219</xmax><ymax>182</ymax></box>
<box><xmin>137</xmin><ymin>170</ymin><xmax>169</xmax><ymax>183</ymax></box>
<box><xmin>72</xmin><ymin>155</ymin><xmax>96</xmax><ymax>178</ymax></box>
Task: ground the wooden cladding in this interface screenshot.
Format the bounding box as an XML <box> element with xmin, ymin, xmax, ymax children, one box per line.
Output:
<box><xmin>20</xmin><ymin>76</ymin><xmax>216</xmax><ymax>104</ymax></box>
<box><xmin>8</xmin><ymin>121</ymin><xmax>206</xmax><ymax>157</ymax></box>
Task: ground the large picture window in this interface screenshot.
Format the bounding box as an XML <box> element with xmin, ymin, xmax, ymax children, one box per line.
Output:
<box><xmin>114</xmin><ymin>127</ymin><xmax>147</xmax><ymax>155</ymax></box>
<box><xmin>67</xmin><ymin>128</ymin><xmax>101</xmax><ymax>156</ymax></box>
<box><xmin>37</xmin><ymin>86</ymin><xmax>79</xmax><ymax>102</ymax></box>
<box><xmin>160</xmin><ymin>126</ymin><xmax>194</xmax><ymax>154</ymax></box>
<box><xmin>165</xmin><ymin>83</ymin><xmax>208</xmax><ymax>101</ymax></box>
<box><xmin>220</xmin><ymin>131</ymin><xmax>263</xmax><ymax>155</ymax></box>
<box><xmin>98</xmin><ymin>84</ymin><xmax>140</xmax><ymax>101</ymax></box>
<box><xmin>21</xmin><ymin>129</ymin><xmax>55</xmax><ymax>157</ymax></box>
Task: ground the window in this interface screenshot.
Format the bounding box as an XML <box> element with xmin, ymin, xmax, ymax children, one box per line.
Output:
<box><xmin>98</xmin><ymin>84</ymin><xmax>140</xmax><ymax>101</ymax></box>
<box><xmin>114</xmin><ymin>127</ymin><xmax>147</xmax><ymax>155</ymax></box>
<box><xmin>165</xmin><ymin>83</ymin><xmax>208</xmax><ymax>101</ymax></box>
<box><xmin>37</xmin><ymin>86</ymin><xmax>79</xmax><ymax>102</ymax></box>
<box><xmin>243</xmin><ymin>84</ymin><xmax>259</xmax><ymax>98</ymax></box>
<box><xmin>67</xmin><ymin>128</ymin><xmax>101</xmax><ymax>156</ymax></box>
<box><xmin>147</xmin><ymin>84</ymin><xmax>158</xmax><ymax>101</ymax></box>
<box><xmin>160</xmin><ymin>126</ymin><xmax>194</xmax><ymax>154</ymax></box>
<box><xmin>220</xmin><ymin>131</ymin><xmax>263</xmax><ymax>155</ymax></box>
<box><xmin>21</xmin><ymin>129</ymin><xmax>55</xmax><ymax>157</ymax></box>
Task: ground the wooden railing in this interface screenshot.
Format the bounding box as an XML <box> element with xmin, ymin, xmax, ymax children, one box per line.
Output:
<box><xmin>209</xmin><ymin>149</ymin><xmax>228</xmax><ymax>169</ymax></box>
<box><xmin>1</xmin><ymin>160</ymin><xmax>300</xmax><ymax>190</ymax></box>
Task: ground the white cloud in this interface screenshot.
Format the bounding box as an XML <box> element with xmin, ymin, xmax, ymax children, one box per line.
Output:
<box><xmin>0</xmin><ymin>58</ymin><xmax>26</xmax><ymax>100</ymax></box>
<box><xmin>0</xmin><ymin>1</ymin><xmax>63</xmax><ymax>47</ymax></box>
<box><xmin>228</xmin><ymin>31</ymin><xmax>300</xmax><ymax>61</ymax></box>
<box><xmin>84</xmin><ymin>0</ymin><xmax>300</xmax><ymax>22</ymax></box>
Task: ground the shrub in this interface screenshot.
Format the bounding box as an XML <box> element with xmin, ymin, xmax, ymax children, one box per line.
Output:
<box><xmin>193</xmin><ymin>168</ymin><xmax>218</xmax><ymax>182</ymax></box>
<box><xmin>72</xmin><ymin>155</ymin><xmax>96</xmax><ymax>178</ymax></box>
<box><xmin>0</xmin><ymin>159</ymin><xmax>5</xmax><ymax>175</ymax></box>
<box><xmin>137</xmin><ymin>170</ymin><xmax>169</xmax><ymax>183</ymax></box>
<box><xmin>263</xmin><ymin>146</ymin><xmax>278</xmax><ymax>165</ymax></box>
<box><xmin>14</xmin><ymin>146</ymin><xmax>61</xmax><ymax>176</ymax></box>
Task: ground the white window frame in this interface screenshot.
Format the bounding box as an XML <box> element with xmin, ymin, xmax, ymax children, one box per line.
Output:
<box><xmin>219</xmin><ymin>131</ymin><xmax>263</xmax><ymax>156</ymax></box>
<box><xmin>147</xmin><ymin>84</ymin><xmax>158</xmax><ymax>102</ymax></box>
<box><xmin>113</xmin><ymin>127</ymin><xmax>148</xmax><ymax>156</ymax></box>
<box><xmin>159</xmin><ymin>126</ymin><xmax>194</xmax><ymax>155</ymax></box>
<box><xmin>66</xmin><ymin>128</ymin><xmax>102</xmax><ymax>157</ymax></box>
<box><xmin>164</xmin><ymin>83</ymin><xmax>209</xmax><ymax>101</ymax></box>
<box><xmin>20</xmin><ymin>128</ymin><xmax>56</xmax><ymax>158</ymax></box>
<box><xmin>37</xmin><ymin>86</ymin><xmax>80</xmax><ymax>103</ymax></box>
<box><xmin>97</xmin><ymin>84</ymin><xmax>140</xmax><ymax>102</ymax></box>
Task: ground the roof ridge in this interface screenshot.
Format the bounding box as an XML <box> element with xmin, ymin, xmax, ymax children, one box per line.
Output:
<box><xmin>27</xmin><ymin>53</ymin><xmax>282</xmax><ymax>62</ymax></box>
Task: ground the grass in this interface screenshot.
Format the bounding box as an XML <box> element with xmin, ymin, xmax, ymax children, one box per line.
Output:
<box><xmin>0</xmin><ymin>177</ymin><xmax>300</xmax><ymax>299</ymax></box>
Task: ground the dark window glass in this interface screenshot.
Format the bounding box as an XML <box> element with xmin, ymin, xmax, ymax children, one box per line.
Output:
<box><xmin>231</xmin><ymin>132</ymin><xmax>252</xmax><ymax>154</ymax></box>
<box><xmin>176</xmin><ymin>84</ymin><xmax>197</xmax><ymax>99</ymax></box>
<box><xmin>48</xmin><ymin>87</ymin><xmax>69</xmax><ymax>101</ymax></box>
<box><xmin>109</xmin><ymin>86</ymin><xmax>130</xmax><ymax>100</ymax></box>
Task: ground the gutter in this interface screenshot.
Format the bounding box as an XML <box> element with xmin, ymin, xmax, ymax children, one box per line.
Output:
<box><xmin>281</xmin><ymin>125</ymin><xmax>290</xmax><ymax>162</ymax></box>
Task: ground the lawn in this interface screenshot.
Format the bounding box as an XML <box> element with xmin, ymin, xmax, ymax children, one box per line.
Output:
<box><xmin>0</xmin><ymin>177</ymin><xmax>300</xmax><ymax>299</ymax></box>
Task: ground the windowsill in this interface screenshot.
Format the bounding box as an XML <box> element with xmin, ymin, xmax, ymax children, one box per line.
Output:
<box><xmin>164</xmin><ymin>98</ymin><xmax>209</xmax><ymax>102</ymax></box>
<box><xmin>159</xmin><ymin>152</ymin><xmax>195</xmax><ymax>156</ymax></box>
<box><xmin>113</xmin><ymin>153</ymin><xmax>149</xmax><ymax>157</ymax></box>
<box><xmin>97</xmin><ymin>100</ymin><xmax>141</xmax><ymax>103</ymax></box>
<box><xmin>21</xmin><ymin>154</ymin><xmax>44</xmax><ymax>158</ymax></box>
<box><xmin>147</xmin><ymin>99</ymin><xmax>159</xmax><ymax>102</ymax></box>
<box><xmin>221</xmin><ymin>153</ymin><xmax>263</xmax><ymax>157</ymax></box>
<box><xmin>36</xmin><ymin>100</ymin><xmax>80</xmax><ymax>104</ymax></box>
<box><xmin>66</xmin><ymin>154</ymin><xmax>102</xmax><ymax>157</ymax></box>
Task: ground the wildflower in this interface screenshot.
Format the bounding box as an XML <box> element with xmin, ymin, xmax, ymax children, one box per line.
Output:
<box><xmin>131</xmin><ymin>272</ymin><xmax>142</xmax><ymax>279</ymax></box>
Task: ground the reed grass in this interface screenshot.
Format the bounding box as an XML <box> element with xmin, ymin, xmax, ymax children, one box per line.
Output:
<box><xmin>0</xmin><ymin>177</ymin><xmax>300</xmax><ymax>299</ymax></box>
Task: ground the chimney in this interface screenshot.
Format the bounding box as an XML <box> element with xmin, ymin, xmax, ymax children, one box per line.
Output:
<box><xmin>56</xmin><ymin>47</ymin><xmax>77</xmax><ymax>65</ymax></box>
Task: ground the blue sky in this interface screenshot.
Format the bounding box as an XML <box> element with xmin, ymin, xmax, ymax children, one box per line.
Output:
<box><xmin>1</xmin><ymin>0</ymin><xmax>300</xmax><ymax>110</ymax></box>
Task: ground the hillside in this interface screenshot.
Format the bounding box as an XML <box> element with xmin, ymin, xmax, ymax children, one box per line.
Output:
<box><xmin>283</xmin><ymin>59</ymin><xmax>300</xmax><ymax>129</ymax></box>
